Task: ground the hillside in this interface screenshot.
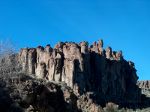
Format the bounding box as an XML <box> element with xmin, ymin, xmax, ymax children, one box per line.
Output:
<box><xmin>0</xmin><ymin>40</ymin><xmax>150</xmax><ymax>112</ymax></box>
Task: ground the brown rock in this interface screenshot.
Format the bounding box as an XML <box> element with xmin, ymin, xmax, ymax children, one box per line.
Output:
<box><xmin>19</xmin><ymin>48</ymin><xmax>28</xmax><ymax>72</ymax></box>
<box><xmin>28</xmin><ymin>48</ymin><xmax>36</xmax><ymax>74</ymax></box>
<box><xmin>35</xmin><ymin>62</ymin><xmax>48</xmax><ymax>79</ymax></box>
<box><xmin>18</xmin><ymin>40</ymin><xmax>141</xmax><ymax>107</ymax></box>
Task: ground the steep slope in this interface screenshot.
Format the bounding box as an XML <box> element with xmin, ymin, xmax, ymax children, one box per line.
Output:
<box><xmin>18</xmin><ymin>40</ymin><xmax>141</xmax><ymax>107</ymax></box>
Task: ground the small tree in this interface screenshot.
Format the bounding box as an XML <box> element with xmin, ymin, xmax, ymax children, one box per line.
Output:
<box><xmin>0</xmin><ymin>39</ymin><xmax>22</xmax><ymax>79</ymax></box>
<box><xmin>0</xmin><ymin>39</ymin><xmax>15</xmax><ymax>58</ymax></box>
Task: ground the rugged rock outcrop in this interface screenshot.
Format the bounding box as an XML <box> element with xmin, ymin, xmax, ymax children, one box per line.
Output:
<box><xmin>18</xmin><ymin>40</ymin><xmax>141</xmax><ymax>107</ymax></box>
<box><xmin>137</xmin><ymin>80</ymin><xmax>150</xmax><ymax>90</ymax></box>
<box><xmin>137</xmin><ymin>81</ymin><xmax>150</xmax><ymax>108</ymax></box>
<box><xmin>137</xmin><ymin>80</ymin><xmax>150</xmax><ymax>98</ymax></box>
<box><xmin>0</xmin><ymin>75</ymin><xmax>80</xmax><ymax>112</ymax></box>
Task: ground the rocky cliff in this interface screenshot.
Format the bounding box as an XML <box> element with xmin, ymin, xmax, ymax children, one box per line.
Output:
<box><xmin>18</xmin><ymin>40</ymin><xmax>141</xmax><ymax>107</ymax></box>
<box><xmin>137</xmin><ymin>80</ymin><xmax>150</xmax><ymax>90</ymax></box>
<box><xmin>137</xmin><ymin>80</ymin><xmax>150</xmax><ymax>97</ymax></box>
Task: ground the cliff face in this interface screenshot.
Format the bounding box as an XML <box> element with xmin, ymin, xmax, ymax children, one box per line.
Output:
<box><xmin>137</xmin><ymin>81</ymin><xmax>150</xmax><ymax>90</ymax></box>
<box><xmin>19</xmin><ymin>40</ymin><xmax>141</xmax><ymax>106</ymax></box>
<box><xmin>137</xmin><ymin>81</ymin><xmax>150</xmax><ymax>98</ymax></box>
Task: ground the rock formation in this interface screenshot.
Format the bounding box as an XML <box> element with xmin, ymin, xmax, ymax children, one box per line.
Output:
<box><xmin>105</xmin><ymin>46</ymin><xmax>113</xmax><ymax>60</ymax></box>
<box><xmin>137</xmin><ymin>80</ymin><xmax>150</xmax><ymax>89</ymax></box>
<box><xmin>18</xmin><ymin>40</ymin><xmax>141</xmax><ymax>107</ymax></box>
<box><xmin>137</xmin><ymin>80</ymin><xmax>150</xmax><ymax>98</ymax></box>
<box><xmin>137</xmin><ymin>80</ymin><xmax>150</xmax><ymax>108</ymax></box>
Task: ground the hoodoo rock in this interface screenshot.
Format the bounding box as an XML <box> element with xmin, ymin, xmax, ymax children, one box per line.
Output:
<box><xmin>19</xmin><ymin>40</ymin><xmax>141</xmax><ymax>107</ymax></box>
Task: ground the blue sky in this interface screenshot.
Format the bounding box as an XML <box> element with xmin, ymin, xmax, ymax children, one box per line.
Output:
<box><xmin>0</xmin><ymin>0</ymin><xmax>150</xmax><ymax>80</ymax></box>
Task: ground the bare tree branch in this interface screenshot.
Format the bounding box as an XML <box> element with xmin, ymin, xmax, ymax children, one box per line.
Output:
<box><xmin>0</xmin><ymin>39</ymin><xmax>22</xmax><ymax>78</ymax></box>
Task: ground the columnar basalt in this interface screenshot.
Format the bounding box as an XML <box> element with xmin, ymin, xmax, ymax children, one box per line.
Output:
<box><xmin>19</xmin><ymin>48</ymin><xmax>28</xmax><ymax>72</ymax></box>
<box><xmin>19</xmin><ymin>40</ymin><xmax>141</xmax><ymax>106</ymax></box>
<box><xmin>28</xmin><ymin>48</ymin><xmax>36</xmax><ymax>74</ymax></box>
<box><xmin>35</xmin><ymin>62</ymin><xmax>48</xmax><ymax>79</ymax></box>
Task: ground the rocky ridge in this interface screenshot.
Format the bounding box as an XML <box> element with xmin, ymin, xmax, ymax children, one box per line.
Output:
<box><xmin>18</xmin><ymin>40</ymin><xmax>141</xmax><ymax>107</ymax></box>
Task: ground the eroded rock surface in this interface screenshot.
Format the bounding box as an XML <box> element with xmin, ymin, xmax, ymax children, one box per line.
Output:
<box><xmin>18</xmin><ymin>40</ymin><xmax>141</xmax><ymax>107</ymax></box>
<box><xmin>137</xmin><ymin>80</ymin><xmax>150</xmax><ymax>99</ymax></box>
<box><xmin>137</xmin><ymin>80</ymin><xmax>150</xmax><ymax>89</ymax></box>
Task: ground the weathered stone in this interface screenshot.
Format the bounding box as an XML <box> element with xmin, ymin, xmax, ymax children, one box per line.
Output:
<box><xmin>35</xmin><ymin>62</ymin><xmax>48</xmax><ymax>79</ymax></box>
<box><xmin>91</xmin><ymin>41</ymin><xmax>98</xmax><ymax>53</ymax></box>
<box><xmin>80</xmin><ymin>41</ymin><xmax>89</xmax><ymax>54</ymax></box>
<box><xmin>2</xmin><ymin>38</ymin><xmax>149</xmax><ymax>111</ymax></box>
<box><xmin>48</xmin><ymin>57</ymin><xmax>55</xmax><ymax>81</ymax></box>
<box><xmin>28</xmin><ymin>48</ymin><xmax>36</xmax><ymax>74</ymax></box>
<box><xmin>45</xmin><ymin>44</ymin><xmax>53</xmax><ymax>53</ymax></box>
<box><xmin>112</xmin><ymin>51</ymin><xmax>117</xmax><ymax>60</ymax></box>
<box><xmin>98</xmin><ymin>39</ymin><xmax>103</xmax><ymax>48</ymax></box>
<box><xmin>62</xmin><ymin>59</ymin><xmax>75</xmax><ymax>88</ymax></box>
<box><xmin>19</xmin><ymin>48</ymin><xmax>28</xmax><ymax>72</ymax></box>
<box><xmin>137</xmin><ymin>80</ymin><xmax>150</xmax><ymax>89</ymax></box>
<box><xmin>55</xmin><ymin>42</ymin><xmax>64</xmax><ymax>52</ymax></box>
<box><xmin>36</xmin><ymin>46</ymin><xmax>44</xmax><ymax>63</ymax></box>
<box><xmin>18</xmin><ymin>40</ymin><xmax>141</xmax><ymax>106</ymax></box>
<box><xmin>105</xmin><ymin>46</ymin><xmax>113</xmax><ymax>60</ymax></box>
<box><xmin>116</xmin><ymin>50</ymin><xmax>123</xmax><ymax>61</ymax></box>
<box><xmin>62</xmin><ymin>43</ymin><xmax>85</xmax><ymax>94</ymax></box>
<box><xmin>54</xmin><ymin>52</ymin><xmax>63</xmax><ymax>82</ymax></box>
<box><xmin>97</xmin><ymin>39</ymin><xmax>104</xmax><ymax>55</ymax></box>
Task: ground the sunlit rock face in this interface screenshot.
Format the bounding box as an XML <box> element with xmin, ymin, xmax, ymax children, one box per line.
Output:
<box><xmin>19</xmin><ymin>40</ymin><xmax>141</xmax><ymax>106</ymax></box>
<box><xmin>137</xmin><ymin>80</ymin><xmax>150</xmax><ymax>89</ymax></box>
<box><xmin>19</xmin><ymin>48</ymin><xmax>28</xmax><ymax>72</ymax></box>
